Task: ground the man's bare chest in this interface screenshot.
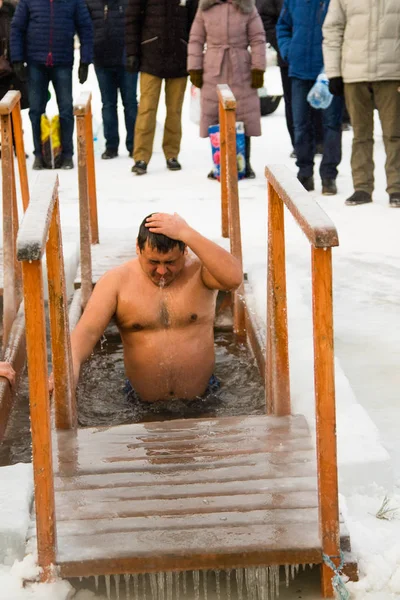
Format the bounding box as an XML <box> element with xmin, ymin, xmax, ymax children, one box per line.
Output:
<box><xmin>116</xmin><ymin>283</ymin><xmax>217</xmax><ymax>333</ymax></box>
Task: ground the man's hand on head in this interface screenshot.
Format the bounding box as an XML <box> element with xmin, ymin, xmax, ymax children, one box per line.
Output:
<box><xmin>145</xmin><ymin>213</ymin><xmax>191</xmax><ymax>242</ymax></box>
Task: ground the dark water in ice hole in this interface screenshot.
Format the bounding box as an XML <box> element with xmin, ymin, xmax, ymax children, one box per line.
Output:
<box><xmin>0</xmin><ymin>331</ymin><xmax>265</xmax><ymax>466</ymax></box>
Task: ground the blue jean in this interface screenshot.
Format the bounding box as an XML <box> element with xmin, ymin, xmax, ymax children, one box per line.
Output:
<box><xmin>291</xmin><ymin>77</ymin><xmax>344</xmax><ymax>180</ymax></box>
<box><xmin>95</xmin><ymin>66</ymin><xmax>138</xmax><ymax>153</ymax></box>
<box><xmin>28</xmin><ymin>64</ymin><xmax>74</xmax><ymax>158</ymax></box>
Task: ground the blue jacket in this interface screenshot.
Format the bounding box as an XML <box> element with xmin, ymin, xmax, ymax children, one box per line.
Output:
<box><xmin>276</xmin><ymin>0</ymin><xmax>329</xmax><ymax>81</ymax></box>
<box><xmin>10</xmin><ymin>0</ymin><xmax>93</xmax><ymax>66</ymax></box>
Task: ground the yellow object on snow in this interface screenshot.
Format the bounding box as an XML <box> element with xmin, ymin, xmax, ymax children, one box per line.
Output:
<box><xmin>40</xmin><ymin>114</ymin><xmax>62</xmax><ymax>169</ymax></box>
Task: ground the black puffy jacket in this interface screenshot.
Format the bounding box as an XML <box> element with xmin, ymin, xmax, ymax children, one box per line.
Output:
<box><xmin>86</xmin><ymin>0</ymin><xmax>127</xmax><ymax>67</ymax></box>
<box><xmin>125</xmin><ymin>0</ymin><xmax>198</xmax><ymax>79</ymax></box>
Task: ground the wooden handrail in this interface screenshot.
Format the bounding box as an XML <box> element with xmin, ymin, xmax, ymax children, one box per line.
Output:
<box><xmin>17</xmin><ymin>176</ymin><xmax>76</xmax><ymax>579</ymax></box>
<box><xmin>265</xmin><ymin>165</ymin><xmax>339</xmax><ymax>248</ymax></box>
<box><xmin>74</xmin><ymin>91</ymin><xmax>98</xmax><ymax>308</ymax></box>
<box><xmin>1</xmin><ymin>90</ymin><xmax>29</xmax><ymax>351</ymax></box>
<box><xmin>217</xmin><ymin>84</ymin><xmax>245</xmax><ymax>338</ymax></box>
<box><xmin>265</xmin><ymin>165</ymin><xmax>339</xmax><ymax>597</ymax></box>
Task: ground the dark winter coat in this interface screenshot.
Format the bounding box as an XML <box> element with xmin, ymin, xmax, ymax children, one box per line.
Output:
<box><xmin>10</xmin><ymin>0</ymin><xmax>93</xmax><ymax>67</ymax></box>
<box><xmin>0</xmin><ymin>0</ymin><xmax>28</xmax><ymax>108</ymax></box>
<box><xmin>188</xmin><ymin>0</ymin><xmax>266</xmax><ymax>137</ymax></box>
<box><xmin>125</xmin><ymin>0</ymin><xmax>198</xmax><ymax>79</ymax></box>
<box><xmin>86</xmin><ymin>0</ymin><xmax>127</xmax><ymax>68</ymax></box>
<box><xmin>255</xmin><ymin>0</ymin><xmax>286</xmax><ymax>67</ymax></box>
<box><xmin>277</xmin><ymin>0</ymin><xmax>330</xmax><ymax>81</ymax></box>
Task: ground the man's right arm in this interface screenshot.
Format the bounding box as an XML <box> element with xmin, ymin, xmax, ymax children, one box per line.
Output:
<box><xmin>70</xmin><ymin>270</ymin><xmax>119</xmax><ymax>387</ymax></box>
<box><xmin>125</xmin><ymin>0</ymin><xmax>143</xmax><ymax>69</ymax></box>
<box><xmin>10</xmin><ymin>0</ymin><xmax>29</xmax><ymax>64</ymax></box>
<box><xmin>322</xmin><ymin>0</ymin><xmax>345</xmax><ymax>80</ymax></box>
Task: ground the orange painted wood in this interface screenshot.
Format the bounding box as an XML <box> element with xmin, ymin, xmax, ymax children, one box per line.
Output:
<box><xmin>1</xmin><ymin>113</ymin><xmax>18</xmax><ymax>349</ymax></box>
<box><xmin>267</xmin><ymin>182</ymin><xmax>290</xmax><ymax>416</ymax></box>
<box><xmin>265</xmin><ymin>165</ymin><xmax>339</xmax><ymax>248</ymax></box>
<box><xmin>85</xmin><ymin>105</ymin><xmax>99</xmax><ymax>245</ymax></box>
<box><xmin>311</xmin><ymin>247</ymin><xmax>339</xmax><ymax>598</ymax></box>
<box><xmin>46</xmin><ymin>198</ymin><xmax>76</xmax><ymax>429</ymax></box>
<box><xmin>11</xmin><ymin>153</ymin><xmax>22</xmax><ymax>312</ymax></box>
<box><xmin>218</xmin><ymin>100</ymin><xmax>229</xmax><ymax>238</ymax></box>
<box><xmin>225</xmin><ymin>109</ymin><xmax>245</xmax><ymax>338</ymax></box>
<box><xmin>76</xmin><ymin>114</ymin><xmax>93</xmax><ymax>307</ymax></box>
<box><xmin>0</xmin><ymin>90</ymin><xmax>21</xmax><ymax>114</ymax></box>
<box><xmin>11</xmin><ymin>102</ymin><xmax>29</xmax><ymax>212</ymax></box>
<box><xmin>20</xmin><ymin>261</ymin><xmax>56</xmax><ymax>580</ymax></box>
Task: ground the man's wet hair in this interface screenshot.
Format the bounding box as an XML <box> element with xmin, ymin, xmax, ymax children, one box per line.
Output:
<box><xmin>137</xmin><ymin>214</ymin><xmax>186</xmax><ymax>254</ymax></box>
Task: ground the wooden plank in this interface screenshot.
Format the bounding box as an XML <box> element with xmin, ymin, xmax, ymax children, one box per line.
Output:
<box><xmin>16</xmin><ymin>175</ymin><xmax>59</xmax><ymax>261</ymax></box>
<box><xmin>54</xmin><ymin>449</ymin><xmax>315</xmax><ymax>477</ymax></box>
<box><xmin>265</xmin><ymin>165</ymin><xmax>339</xmax><ymax>248</ymax></box>
<box><xmin>11</xmin><ymin>101</ymin><xmax>29</xmax><ymax>212</ymax></box>
<box><xmin>20</xmin><ymin>261</ymin><xmax>56</xmax><ymax>579</ymax></box>
<box><xmin>56</xmin><ymin>522</ymin><xmax>322</xmax><ymax>576</ymax></box>
<box><xmin>85</xmin><ymin>105</ymin><xmax>99</xmax><ymax>245</ymax></box>
<box><xmin>0</xmin><ymin>90</ymin><xmax>21</xmax><ymax>115</ymax></box>
<box><xmin>267</xmin><ymin>182</ymin><xmax>290</xmax><ymax>416</ymax></box>
<box><xmin>53</xmin><ymin>508</ymin><xmax>320</xmax><ymax>537</ymax></box>
<box><xmin>312</xmin><ymin>246</ymin><xmax>340</xmax><ymax>597</ymax></box>
<box><xmin>46</xmin><ymin>200</ymin><xmax>76</xmax><ymax>429</ymax></box>
<box><xmin>76</xmin><ymin>114</ymin><xmax>93</xmax><ymax>307</ymax></box>
<box><xmin>218</xmin><ymin>99</ymin><xmax>229</xmax><ymax>238</ymax></box>
<box><xmin>54</xmin><ymin>461</ymin><xmax>317</xmax><ymax>491</ymax></box>
<box><xmin>53</xmin><ymin>489</ymin><xmax>318</xmax><ymax>521</ymax></box>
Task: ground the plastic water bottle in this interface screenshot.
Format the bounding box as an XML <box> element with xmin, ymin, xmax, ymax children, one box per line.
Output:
<box><xmin>307</xmin><ymin>72</ymin><xmax>333</xmax><ymax>109</ymax></box>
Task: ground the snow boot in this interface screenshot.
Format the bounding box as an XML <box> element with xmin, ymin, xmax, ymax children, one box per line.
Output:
<box><xmin>244</xmin><ymin>136</ymin><xmax>255</xmax><ymax>179</ymax></box>
<box><xmin>345</xmin><ymin>190</ymin><xmax>372</xmax><ymax>206</ymax></box>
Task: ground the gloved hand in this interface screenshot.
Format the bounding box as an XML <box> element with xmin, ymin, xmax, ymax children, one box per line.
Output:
<box><xmin>126</xmin><ymin>55</ymin><xmax>140</xmax><ymax>73</ymax></box>
<box><xmin>251</xmin><ymin>69</ymin><xmax>264</xmax><ymax>89</ymax></box>
<box><xmin>13</xmin><ymin>61</ymin><xmax>27</xmax><ymax>83</ymax></box>
<box><xmin>78</xmin><ymin>62</ymin><xmax>89</xmax><ymax>84</ymax></box>
<box><xmin>328</xmin><ymin>76</ymin><xmax>344</xmax><ymax>96</ymax></box>
<box><xmin>189</xmin><ymin>69</ymin><xmax>203</xmax><ymax>88</ymax></box>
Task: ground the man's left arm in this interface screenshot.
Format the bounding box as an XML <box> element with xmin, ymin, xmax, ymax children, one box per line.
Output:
<box><xmin>75</xmin><ymin>0</ymin><xmax>94</xmax><ymax>68</ymax></box>
<box><xmin>145</xmin><ymin>213</ymin><xmax>243</xmax><ymax>291</ymax></box>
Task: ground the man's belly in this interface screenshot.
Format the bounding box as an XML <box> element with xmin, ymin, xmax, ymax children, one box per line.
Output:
<box><xmin>122</xmin><ymin>329</ymin><xmax>215</xmax><ymax>402</ymax></box>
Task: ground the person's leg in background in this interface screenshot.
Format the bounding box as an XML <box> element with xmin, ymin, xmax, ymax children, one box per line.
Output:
<box><xmin>279</xmin><ymin>65</ymin><xmax>295</xmax><ymax>153</ymax></box>
<box><xmin>132</xmin><ymin>72</ymin><xmax>162</xmax><ymax>174</ymax></box>
<box><xmin>118</xmin><ymin>66</ymin><xmax>138</xmax><ymax>157</ymax></box>
<box><xmin>344</xmin><ymin>82</ymin><xmax>374</xmax><ymax>205</ymax></box>
<box><xmin>312</xmin><ymin>108</ymin><xmax>324</xmax><ymax>155</ymax></box>
<box><xmin>291</xmin><ymin>77</ymin><xmax>315</xmax><ymax>191</ymax></box>
<box><xmin>319</xmin><ymin>95</ymin><xmax>343</xmax><ymax>195</ymax></box>
<box><xmin>373</xmin><ymin>80</ymin><xmax>400</xmax><ymax>207</ymax></box>
<box><xmin>50</xmin><ymin>65</ymin><xmax>74</xmax><ymax>168</ymax></box>
<box><xmin>28</xmin><ymin>64</ymin><xmax>50</xmax><ymax>169</ymax></box>
<box><xmin>95</xmin><ymin>66</ymin><xmax>120</xmax><ymax>159</ymax></box>
<box><xmin>163</xmin><ymin>76</ymin><xmax>187</xmax><ymax>170</ymax></box>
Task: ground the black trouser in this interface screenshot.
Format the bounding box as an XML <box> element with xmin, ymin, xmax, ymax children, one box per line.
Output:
<box><xmin>280</xmin><ymin>66</ymin><xmax>324</xmax><ymax>150</ymax></box>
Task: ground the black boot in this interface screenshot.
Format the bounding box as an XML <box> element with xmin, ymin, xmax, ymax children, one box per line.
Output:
<box><xmin>244</xmin><ymin>136</ymin><xmax>255</xmax><ymax>179</ymax></box>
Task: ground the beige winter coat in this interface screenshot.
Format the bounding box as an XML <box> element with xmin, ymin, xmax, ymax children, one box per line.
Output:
<box><xmin>322</xmin><ymin>0</ymin><xmax>400</xmax><ymax>83</ymax></box>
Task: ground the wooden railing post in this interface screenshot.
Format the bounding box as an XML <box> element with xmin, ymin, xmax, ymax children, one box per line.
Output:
<box><xmin>85</xmin><ymin>102</ymin><xmax>99</xmax><ymax>245</ymax></box>
<box><xmin>20</xmin><ymin>260</ymin><xmax>56</xmax><ymax>581</ymax></box>
<box><xmin>75</xmin><ymin>102</ymin><xmax>93</xmax><ymax>308</ymax></box>
<box><xmin>218</xmin><ymin>85</ymin><xmax>246</xmax><ymax>338</ymax></box>
<box><xmin>1</xmin><ymin>110</ymin><xmax>19</xmax><ymax>350</ymax></box>
<box><xmin>312</xmin><ymin>246</ymin><xmax>340</xmax><ymax>598</ymax></box>
<box><xmin>219</xmin><ymin>101</ymin><xmax>229</xmax><ymax>238</ymax></box>
<box><xmin>46</xmin><ymin>192</ymin><xmax>77</xmax><ymax>429</ymax></box>
<box><xmin>11</xmin><ymin>101</ymin><xmax>29</xmax><ymax>212</ymax></box>
<box><xmin>266</xmin><ymin>181</ymin><xmax>290</xmax><ymax>415</ymax></box>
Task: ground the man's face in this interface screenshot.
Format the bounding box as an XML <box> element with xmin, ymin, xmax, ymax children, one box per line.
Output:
<box><xmin>137</xmin><ymin>241</ymin><xmax>186</xmax><ymax>287</ymax></box>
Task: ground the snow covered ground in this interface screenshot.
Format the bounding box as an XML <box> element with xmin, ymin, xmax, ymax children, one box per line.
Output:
<box><xmin>1</xmin><ymin>61</ymin><xmax>400</xmax><ymax>599</ymax></box>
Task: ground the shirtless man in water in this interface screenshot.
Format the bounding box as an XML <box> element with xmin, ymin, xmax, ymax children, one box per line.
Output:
<box><xmin>70</xmin><ymin>212</ymin><xmax>242</xmax><ymax>402</ymax></box>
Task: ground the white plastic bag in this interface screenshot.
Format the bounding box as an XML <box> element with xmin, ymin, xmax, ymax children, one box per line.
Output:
<box><xmin>189</xmin><ymin>84</ymin><xmax>201</xmax><ymax>125</ymax></box>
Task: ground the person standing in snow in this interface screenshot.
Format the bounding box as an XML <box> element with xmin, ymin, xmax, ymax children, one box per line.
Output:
<box><xmin>255</xmin><ymin>0</ymin><xmax>324</xmax><ymax>159</ymax></box>
<box><xmin>323</xmin><ymin>0</ymin><xmax>400</xmax><ymax>207</ymax></box>
<box><xmin>86</xmin><ymin>0</ymin><xmax>138</xmax><ymax>160</ymax></box>
<box><xmin>125</xmin><ymin>0</ymin><xmax>198</xmax><ymax>176</ymax></box>
<box><xmin>10</xmin><ymin>0</ymin><xmax>93</xmax><ymax>170</ymax></box>
<box><xmin>188</xmin><ymin>0</ymin><xmax>266</xmax><ymax>179</ymax></box>
<box><xmin>277</xmin><ymin>0</ymin><xmax>343</xmax><ymax>195</ymax></box>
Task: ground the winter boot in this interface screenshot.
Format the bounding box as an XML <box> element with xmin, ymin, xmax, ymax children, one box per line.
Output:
<box><xmin>345</xmin><ymin>190</ymin><xmax>372</xmax><ymax>206</ymax></box>
<box><xmin>102</xmin><ymin>148</ymin><xmax>118</xmax><ymax>160</ymax></box>
<box><xmin>389</xmin><ymin>193</ymin><xmax>400</xmax><ymax>208</ymax></box>
<box><xmin>132</xmin><ymin>160</ymin><xmax>147</xmax><ymax>175</ymax></box>
<box><xmin>166</xmin><ymin>158</ymin><xmax>182</xmax><ymax>171</ymax></box>
<box><xmin>322</xmin><ymin>179</ymin><xmax>337</xmax><ymax>195</ymax></box>
<box><xmin>244</xmin><ymin>136</ymin><xmax>255</xmax><ymax>179</ymax></box>
<box><xmin>298</xmin><ymin>175</ymin><xmax>315</xmax><ymax>192</ymax></box>
<box><xmin>32</xmin><ymin>156</ymin><xmax>44</xmax><ymax>170</ymax></box>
